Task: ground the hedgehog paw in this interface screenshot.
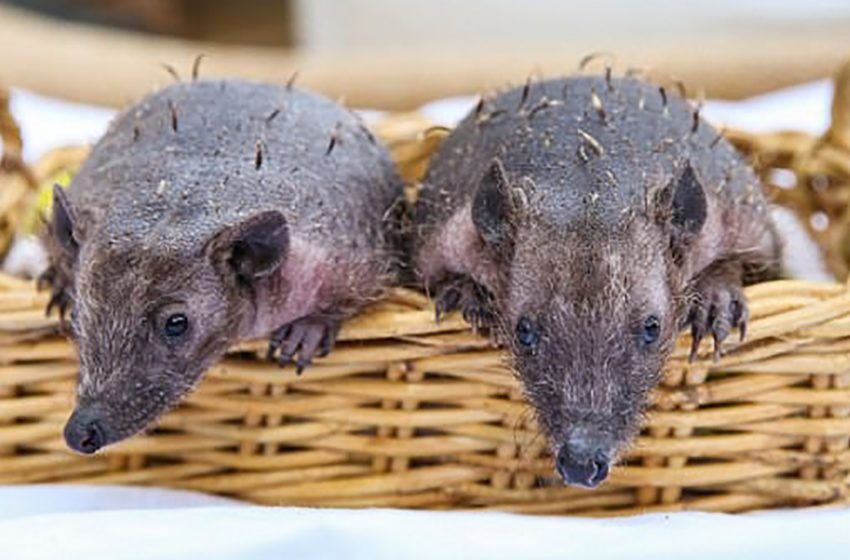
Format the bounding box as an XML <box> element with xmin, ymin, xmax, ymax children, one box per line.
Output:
<box><xmin>686</xmin><ymin>270</ymin><xmax>748</xmax><ymax>362</ymax></box>
<box><xmin>433</xmin><ymin>274</ymin><xmax>495</xmax><ymax>333</ymax></box>
<box><xmin>38</xmin><ymin>265</ymin><xmax>73</xmax><ymax>326</ymax></box>
<box><xmin>266</xmin><ymin>316</ymin><xmax>341</xmax><ymax>374</ymax></box>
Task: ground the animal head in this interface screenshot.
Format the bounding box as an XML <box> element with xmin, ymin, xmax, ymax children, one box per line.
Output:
<box><xmin>471</xmin><ymin>159</ymin><xmax>707</xmax><ymax>487</ymax></box>
<box><xmin>51</xmin><ymin>187</ymin><xmax>289</xmax><ymax>453</ymax></box>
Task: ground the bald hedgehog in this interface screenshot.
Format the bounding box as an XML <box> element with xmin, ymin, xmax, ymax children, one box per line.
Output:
<box><xmin>413</xmin><ymin>76</ymin><xmax>779</xmax><ymax>488</ymax></box>
<box><xmin>45</xmin><ymin>79</ymin><xmax>403</xmax><ymax>454</ymax></box>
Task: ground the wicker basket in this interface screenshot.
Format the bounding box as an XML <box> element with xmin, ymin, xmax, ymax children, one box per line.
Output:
<box><xmin>2</xmin><ymin>67</ymin><xmax>850</xmax><ymax>516</ymax></box>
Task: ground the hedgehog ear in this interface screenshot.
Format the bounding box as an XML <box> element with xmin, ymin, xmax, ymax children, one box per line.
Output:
<box><xmin>658</xmin><ymin>162</ymin><xmax>707</xmax><ymax>244</ymax></box>
<box><xmin>51</xmin><ymin>184</ymin><xmax>79</xmax><ymax>258</ymax></box>
<box><xmin>472</xmin><ymin>159</ymin><xmax>516</xmax><ymax>255</ymax></box>
<box><xmin>209</xmin><ymin>211</ymin><xmax>289</xmax><ymax>282</ymax></box>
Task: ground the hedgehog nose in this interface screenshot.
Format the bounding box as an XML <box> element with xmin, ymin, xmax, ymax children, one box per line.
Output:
<box><xmin>556</xmin><ymin>444</ymin><xmax>610</xmax><ymax>488</ymax></box>
<box><xmin>64</xmin><ymin>408</ymin><xmax>107</xmax><ymax>454</ymax></box>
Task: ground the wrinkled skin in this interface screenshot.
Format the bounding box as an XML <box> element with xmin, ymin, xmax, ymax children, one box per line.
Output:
<box><xmin>46</xmin><ymin>79</ymin><xmax>402</xmax><ymax>453</ymax></box>
<box><xmin>414</xmin><ymin>76</ymin><xmax>779</xmax><ymax>487</ymax></box>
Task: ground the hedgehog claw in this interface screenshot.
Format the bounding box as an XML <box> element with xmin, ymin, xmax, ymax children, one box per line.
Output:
<box><xmin>433</xmin><ymin>274</ymin><xmax>495</xmax><ymax>333</ymax></box>
<box><xmin>46</xmin><ymin>290</ymin><xmax>69</xmax><ymax>318</ymax></box>
<box><xmin>36</xmin><ymin>267</ymin><xmax>54</xmax><ymax>292</ymax></box>
<box><xmin>295</xmin><ymin>359</ymin><xmax>309</xmax><ymax>376</ymax></box>
<box><xmin>39</xmin><ymin>265</ymin><xmax>73</xmax><ymax>325</ymax></box>
<box><xmin>434</xmin><ymin>287</ymin><xmax>461</xmax><ymax>323</ymax></box>
<box><xmin>267</xmin><ymin>316</ymin><xmax>340</xmax><ymax>373</ymax></box>
<box><xmin>686</xmin><ymin>267</ymin><xmax>748</xmax><ymax>363</ymax></box>
<box><xmin>266</xmin><ymin>324</ymin><xmax>290</xmax><ymax>361</ymax></box>
<box><xmin>318</xmin><ymin>326</ymin><xmax>337</xmax><ymax>358</ymax></box>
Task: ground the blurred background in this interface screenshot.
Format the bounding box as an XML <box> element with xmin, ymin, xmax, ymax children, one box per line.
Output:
<box><xmin>1</xmin><ymin>0</ymin><xmax>850</xmax><ymax>109</ymax></box>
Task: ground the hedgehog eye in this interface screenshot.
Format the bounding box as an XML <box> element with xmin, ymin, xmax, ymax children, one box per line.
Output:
<box><xmin>515</xmin><ymin>317</ymin><xmax>539</xmax><ymax>349</ymax></box>
<box><xmin>642</xmin><ymin>315</ymin><xmax>661</xmax><ymax>345</ymax></box>
<box><xmin>163</xmin><ymin>313</ymin><xmax>190</xmax><ymax>339</ymax></box>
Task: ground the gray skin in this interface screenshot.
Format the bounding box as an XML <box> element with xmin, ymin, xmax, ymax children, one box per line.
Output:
<box><xmin>414</xmin><ymin>76</ymin><xmax>779</xmax><ymax>488</ymax></box>
<box><xmin>44</xmin><ymin>79</ymin><xmax>403</xmax><ymax>454</ymax></box>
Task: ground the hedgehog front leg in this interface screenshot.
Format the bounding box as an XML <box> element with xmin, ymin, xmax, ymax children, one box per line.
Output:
<box><xmin>684</xmin><ymin>260</ymin><xmax>749</xmax><ymax>362</ymax></box>
<box><xmin>433</xmin><ymin>273</ymin><xmax>496</xmax><ymax>333</ymax></box>
<box><xmin>267</xmin><ymin>315</ymin><xmax>341</xmax><ymax>374</ymax></box>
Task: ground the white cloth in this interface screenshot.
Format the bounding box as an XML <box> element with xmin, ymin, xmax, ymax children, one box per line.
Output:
<box><xmin>8</xmin><ymin>89</ymin><xmax>115</xmax><ymax>163</ymax></box>
<box><xmin>0</xmin><ymin>485</ymin><xmax>848</xmax><ymax>560</ymax></box>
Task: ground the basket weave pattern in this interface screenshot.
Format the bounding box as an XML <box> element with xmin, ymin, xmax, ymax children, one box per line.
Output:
<box><xmin>2</xmin><ymin>71</ymin><xmax>850</xmax><ymax>514</ymax></box>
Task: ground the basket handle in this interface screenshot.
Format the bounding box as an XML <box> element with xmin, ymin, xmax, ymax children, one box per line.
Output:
<box><xmin>823</xmin><ymin>60</ymin><xmax>850</xmax><ymax>152</ymax></box>
<box><xmin>0</xmin><ymin>88</ymin><xmax>36</xmax><ymax>187</ymax></box>
<box><xmin>0</xmin><ymin>88</ymin><xmax>23</xmax><ymax>165</ymax></box>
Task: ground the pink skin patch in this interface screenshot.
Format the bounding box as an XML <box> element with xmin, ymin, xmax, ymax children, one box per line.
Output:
<box><xmin>245</xmin><ymin>237</ymin><xmax>386</xmax><ymax>371</ymax></box>
<box><xmin>417</xmin><ymin>205</ymin><xmax>498</xmax><ymax>293</ymax></box>
<box><xmin>245</xmin><ymin>239</ymin><xmax>331</xmax><ymax>340</ymax></box>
